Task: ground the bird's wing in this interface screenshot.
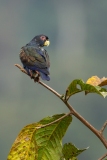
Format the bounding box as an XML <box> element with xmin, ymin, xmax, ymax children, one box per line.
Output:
<box><xmin>20</xmin><ymin>46</ymin><xmax>50</xmax><ymax>70</ymax></box>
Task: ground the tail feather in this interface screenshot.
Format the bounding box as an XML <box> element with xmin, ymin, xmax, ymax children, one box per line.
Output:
<box><xmin>23</xmin><ymin>65</ymin><xmax>50</xmax><ymax>81</ymax></box>
<box><xmin>40</xmin><ymin>72</ymin><xmax>50</xmax><ymax>81</ymax></box>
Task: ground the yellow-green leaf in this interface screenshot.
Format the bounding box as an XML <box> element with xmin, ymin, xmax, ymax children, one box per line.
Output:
<box><xmin>86</xmin><ymin>76</ymin><xmax>101</xmax><ymax>86</ymax></box>
<box><xmin>7</xmin><ymin>123</ymin><xmax>39</xmax><ymax>160</ymax></box>
<box><xmin>86</xmin><ymin>76</ymin><xmax>107</xmax><ymax>87</ymax></box>
<box><xmin>7</xmin><ymin>114</ymin><xmax>72</xmax><ymax>160</ymax></box>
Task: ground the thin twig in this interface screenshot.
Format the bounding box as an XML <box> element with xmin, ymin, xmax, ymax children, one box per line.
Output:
<box><xmin>100</xmin><ymin>120</ymin><xmax>107</xmax><ymax>134</ymax></box>
<box><xmin>15</xmin><ymin>64</ymin><xmax>28</xmax><ymax>75</ymax></box>
<box><xmin>63</xmin><ymin>101</ymin><xmax>107</xmax><ymax>148</ymax></box>
<box><xmin>37</xmin><ymin>112</ymin><xmax>72</xmax><ymax>129</ymax></box>
<box><xmin>39</xmin><ymin>81</ymin><xmax>61</xmax><ymax>99</ymax></box>
<box><xmin>15</xmin><ymin>64</ymin><xmax>107</xmax><ymax>149</ymax></box>
<box><xmin>15</xmin><ymin>64</ymin><xmax>61</xmax><ymax>99</ymax></box>
<box><xmin>98</xmin><ymin>152</ymin><xmax>107</xmax><ymax>160</ymax></box>
<box><xmin>64</xmin><ymin>89</ymin><xmax>68</xmax><ymax>101</ymax></box>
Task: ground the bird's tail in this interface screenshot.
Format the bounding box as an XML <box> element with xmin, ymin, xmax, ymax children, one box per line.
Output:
<box><xmin>40</xmin><ymin>72</ymin><xmax>50</xmax><ymax>81</ymax></box>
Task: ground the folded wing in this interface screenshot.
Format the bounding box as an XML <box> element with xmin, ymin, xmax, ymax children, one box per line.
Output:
<box><xmin>20</xmin><ymin>46</ymin><xmax>50</xmax><ymax>75</ymax></box>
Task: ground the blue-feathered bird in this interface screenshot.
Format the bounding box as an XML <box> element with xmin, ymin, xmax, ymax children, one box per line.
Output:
<box><xmin>19</xmin><ymin>35</ymin><xmax>50</xmax><ymax>81</ymax></box>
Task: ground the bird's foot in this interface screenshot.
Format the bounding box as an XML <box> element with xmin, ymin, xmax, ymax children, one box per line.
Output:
<box><xmin>34</xmin><ymin>71</ymin><xmax>40</xmax><ymax>83</ymax></box>
<box><xmin>29</xmin><ymin>70</ymin><xmax>33</xmax><ymax>79</ymax></box>
<box><xmin>28</xmin><ymin>70</ymin><xmax>40</xmax><ymax>82</ymax></box>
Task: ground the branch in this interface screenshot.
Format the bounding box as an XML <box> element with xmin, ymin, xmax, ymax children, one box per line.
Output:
<box><xmin>98</xmin><ymin>152</ymin><xmax>107</xmax><ymax>160</ymax></box>
<box><xmin>37</xmin><ymin>112</ymin><xmax>72</xmax><ymax>129</ymax></box>
<box><xmin>15</xmin><ymin>64</ymin><xmax>107</xmax><ymax>149</ymax></box>
<box><xmin>64</xmin><ymin>89</ymin><xmax>68</xmax><ymax>100</ymax></box>
<box><xmin>63</xmin><ymin>101</ymin><xmax>107</xmax><ymax>148</ymax></box>
<box><xmin>15</xmin><ymin>64</ymin><xmax>61</xmax><ymax>99</ymax></box>
<box><xmin>39</xmin><ymin>81</ymin><xmax>61</xmax><ymax>99</ymax></box>
<box><xmin>100</xmin><ymin>120</ymin><xmax>107</xmax><ymax>134</ymax></box>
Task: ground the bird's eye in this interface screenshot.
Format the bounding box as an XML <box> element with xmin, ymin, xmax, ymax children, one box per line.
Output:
<box><xmin>40</xmin><ymin>36</ymin><xmax>46</xmax><ymax>41</ymax></box>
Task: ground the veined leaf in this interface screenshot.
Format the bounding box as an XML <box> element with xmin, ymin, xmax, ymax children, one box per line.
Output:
<box><xmin>66</xmin><ymin>79</ymin><xmax>107</xmax><ymax>99</ymax></box>
<box><xmin>62</xmin><ymin>143</ymin><xmax>89</xmax><ymax>160</ymax></box>
<box><xmin>7</xmin><ymin>123</ymin><xmax>39</xmax><ymax>160</ymax></box>
<box><xmin>36</xmin><ymin>114</ymin><xmax>72</xmax><ymax>160</ymax></box>
<box><xmin>7</xmin><ymin>114</ymin><xmax>72</xmax><ymax>160</ymax></box>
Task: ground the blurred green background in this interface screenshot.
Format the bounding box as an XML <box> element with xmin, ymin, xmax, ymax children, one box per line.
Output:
<box><xmin>0</xmin><ymin>0</ymin><xmax>107</xmax><ymax>159</ymax></box>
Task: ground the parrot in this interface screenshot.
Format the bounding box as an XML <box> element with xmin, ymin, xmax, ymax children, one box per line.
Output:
<box><xmin>19</xmin><ymin>34</ymin><xmax>50</xmax><ymax>82</ymax></box>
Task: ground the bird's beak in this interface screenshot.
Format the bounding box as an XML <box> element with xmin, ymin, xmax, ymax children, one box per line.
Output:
<box><xmin>44</xmin><ymin>40</ymin><xmax>50</xmax><ymax>46</ymax></box>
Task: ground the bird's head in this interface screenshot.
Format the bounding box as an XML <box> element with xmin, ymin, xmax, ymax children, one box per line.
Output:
<box><xmin>31</xmin><ymin>34</ymin><xmax>50</xmax><ymax>47</ymax></box>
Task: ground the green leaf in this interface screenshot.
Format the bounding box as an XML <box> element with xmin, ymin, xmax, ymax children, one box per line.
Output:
<box><xmin>7</xmin><ymin>114</ymin><xmax>72</xmax><ymax>160</ymax></box>
<box><xmin>66</xmin><ymin>79</ymin><xmax>107</xmax><ymax>98</ymax></box>
<box><xmin>62</xmin><ymin>143</ymin><xmax>89</xmax><ymax>160</ymax></box>
<box><xmin>72</xmin><ymin>158</ymin><xmax>78</xmax><ymax>160</ymax></box>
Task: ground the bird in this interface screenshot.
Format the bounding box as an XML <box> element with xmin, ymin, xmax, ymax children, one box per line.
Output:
<box><xmin>19</xmin><ymin>34</ymin><xmax>50</xmax><ymax>82</ymax></box>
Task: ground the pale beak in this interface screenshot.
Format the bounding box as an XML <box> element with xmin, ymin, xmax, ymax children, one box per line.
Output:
<box><xmin>44</xmin><ymin>40</ymin><xmax>50</xmax><ymax>46</ymax></box>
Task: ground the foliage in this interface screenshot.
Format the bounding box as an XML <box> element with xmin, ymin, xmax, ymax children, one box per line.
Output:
<box><xmin>8</xmin><ymin>114</ymin><xmax>72</xmax><ymax>160</ymax></box>
<box><xmin>66</xmin><ymin>77</ymin><xmax>107</xmax><ymax>99</ymax></box>
<box><xmin>62</xmin><ymin>143</ymin><xmax>88</xmax><ymax>160</ymax></box>
<box><xmin>7</xmin><ymin>66</ymin><xmax>107</xmax><ymax>160</ymax></box>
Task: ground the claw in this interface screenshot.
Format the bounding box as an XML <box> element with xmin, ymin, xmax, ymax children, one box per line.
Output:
<box><xmin>29</xmin><ymin>70</ymin><xmax>33</xmax><ymax>79</ymax></box>
<box><xmin>34</xmin><ymin>71</ymin><xmax>40</xmax><ymax>83</ymax></box>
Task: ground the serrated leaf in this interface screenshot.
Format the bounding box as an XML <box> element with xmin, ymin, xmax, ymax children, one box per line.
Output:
<box><xmin>7</xmin><ymin>114</ymin><xmax>72</xmax><ymax>160</ymax></box>
<box><xmin>66</xmin><ymin>79</ymin><xmax>107</xmax><ymax>98</ymax></box>
<box><xmin>62</xmin><ymin>143</ymin><xmax>89</xmax><ymax>160</ymax></box>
